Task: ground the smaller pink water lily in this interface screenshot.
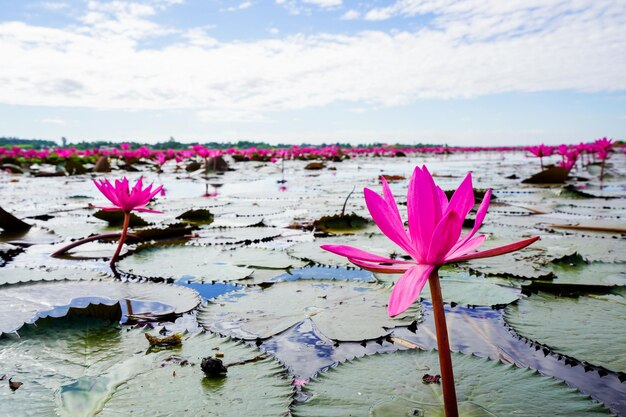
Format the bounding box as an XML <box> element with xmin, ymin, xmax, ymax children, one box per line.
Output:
<box><xmin>93</xmin><ymin>177</ymin><xmax>163</xmax><ymax>213</ymax></box>
<box><xmin>321</xmin><ymin>166</ymin><xmax>539</xmax><ymax>317</ymax></box>
<box><xmin>93</xmin><ymin>177</ymin><xmax>163</xmax><ymax>266</ymax></box>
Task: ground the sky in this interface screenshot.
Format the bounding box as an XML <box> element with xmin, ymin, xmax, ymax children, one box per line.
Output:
<box><xmin>0</xmin><ymin>0</ymin><xmax>625</xmax><ymax>146</ymax></box>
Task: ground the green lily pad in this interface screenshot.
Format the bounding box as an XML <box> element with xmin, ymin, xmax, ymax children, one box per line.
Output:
<box><xmin>543</xmin><ymin>259</ymin><xmax>626</xmax><ymax>288</ymax></box>
<box><xmin>198</xmin><ymin>280</ymin><xmax>418</xmax><ymax>341</ymax></box>
<box><xmin>0</xmin><ymin>317</ymin><xmax>293</xmax><ymax>417</ymax></box>
<box><xmin>118</xmin><ymin>245</ymin><xmax>305</xmax><ymax>283</ymax></box>
<box><xmin>522</xmin><ymin>166</ymin><xmax>570</xmax><ymax>184</ymax></box>
<box><xmin>176</xmin><ymin>208</ymin><xmax>214</xmax><ymax>225</ymax></box>
<box><xmin>374</xmin><ymin>271</ymin><xmax>521</xmax><ymax>307</ymax></box>
<box><xmin>191</xmin><ymin>226</ymin><xmax>290</xmax><ymax>246</ymax></box>
<box><xmin>93</xmin><ymin>210</ymin><xmax>149</xmax><ymax>227</ymax></box>
<box><xmin>100</xmin><ymin>333</ymin><xmax>292</xmax><ymax>416</ymax></box>
<box><xmin>464</xmin><ymin>253</ymin><xmax>552</xmax><ymax>279</ymax></box>
<box><xmin>0</xmin><ymin>267</ymin><xmax>110</xmax><ymax>286</ymax></box>
<box><xmin>313</xmin><ymin>213</ymin><xmax>371</xmax><ymax>234</ymax></box>
<box><xmin>421</xmin><ymin>279</ymin><xmax>520</xmax><ymax>307</ymax></box>
<box><xmin>292</xmin><ymin>350</ymin><xmax>609</xmax><ymax>416</ymax></box>
<box><xmin>504</xmin><ymin>290</ymin><xmax>626</xmax><ymax>372</ymax></box>
<box><xmin>0</xmin><ymin>280</ymin><xmax>200</xmax><ymax>336</ymax></box>
<box><xmin>287</xmin><ymin>234</ymin><xmax>400</xmax><ymax>268</ymax></box>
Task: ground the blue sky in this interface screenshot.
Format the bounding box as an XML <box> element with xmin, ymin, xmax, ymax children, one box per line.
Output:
<box><xmin>0</xmin><ymin>0</ymin><xmax>625</xmax><ymax>146</ymax></box>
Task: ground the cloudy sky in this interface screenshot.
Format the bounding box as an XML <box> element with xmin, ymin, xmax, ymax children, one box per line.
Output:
<box><xmin>1</xmin><ymin>0</ymin><xmax>625</xmax><ymax>145</ymax></box>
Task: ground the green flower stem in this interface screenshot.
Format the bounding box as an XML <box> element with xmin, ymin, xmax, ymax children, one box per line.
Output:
<box><xmin>428</xmin><ymin>268</ymin><xmax>459</xmax><ymax>417</ymax></box>
<box><xmin>110</xmin><ymin>212</ymin><xmax>131</xmax><ymax>267</ymax></box>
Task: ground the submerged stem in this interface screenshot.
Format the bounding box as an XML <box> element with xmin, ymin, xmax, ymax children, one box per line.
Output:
<box><xmin>110</xmin><ymin>212</ymin><xmax>131</xmax><ymax>267</ymax></box>
<box><xmin>428</xmin><ymin>269</ymin><xmax>459</xmax><ymax>417</ymax></box>
<box><xmin>51</xmin><ymin>232</ymin><xmax>138</xmax><ymax>258</ymax></box>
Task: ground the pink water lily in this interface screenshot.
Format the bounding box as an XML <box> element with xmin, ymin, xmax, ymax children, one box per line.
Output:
<box><xmin>93</xmin><ymin>177</ymin><xmax>163</xmax><ymax>266</ymax></box>
<box><xmin>93</xmin><ymin>177</ymin><xmax>163</xmax><ymax>213</ymax></box>
<box><xmin>321</xmin><ymin>165</ymin><xmax>539</xmax><ymax>317</ymax></box>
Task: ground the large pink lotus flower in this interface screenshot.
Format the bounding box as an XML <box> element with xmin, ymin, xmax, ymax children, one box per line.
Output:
<box><xmin>93</xmin><ymin>177</ymin><xmax>163</xmax><ymax>213</ymax></box>
<box><xmin>321</xmin><ymin>166</ymin><xmax>539</xmax><ymax>316</ymax></box>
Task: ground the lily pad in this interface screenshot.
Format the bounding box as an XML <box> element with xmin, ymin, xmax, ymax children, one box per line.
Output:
<box><xmin>0</xmin><ymin>280</ymin><xmax>200</xmax><ymax>336</ymax></box>
<box><xmin>504</xmin><ymin>290</ymin><xmax>626</xmax><ymax>372</ymax></box>
<box><xmin>0</xmin><ymin>206</ymin><xmax>32</xmax><ymax>232</ymax></box>
<box><xmin>176</xmin><ymin>208</ymin><xmax>214</xmax><ymax>225</ymax></box>
<box><xmin>313</xmin><ymin>213</ymin><xmax>371</xmax><ymax>234</ymax></box>
<box><xmin>100</xmin><ymin>333</ymin><xmax>292</xmax><ymax>416</ymax></box>
<box><xmin>522</xmin><ymin>166</ymin><xmax>570</xmax><ymax>184</ymax></box>
<box><xmin>287</xmin><ymin>234</ymin><xmax>400</xmax><ymax>267</ymax></box>
<box><xmin>0</xmin><ymin>267</ymin><xmax>110</xmax><ymax>286</ymax></box>
<box><xmin>421</xmin><ymin>279</ymin><xmax>520</xmax><ymax>307</ymax></box>
<box><xmin>0</xmin><ymin>317</ymin><xmax>293</xmax><ymax>417</ymax></box>
<box><xmin>292</xmin><ymin>350</ymin><xmax>609</xmax><ymax>416</ymax></box>
<box><xmin>198</xmin><ymin>280</ymin><xmax>418</xmax><ymax>341</ymax></box>
<box><xmin>537</xmin><ymin>259</ymin><xmax>626</xmax><ymax>289</ymax></box>
<box><xmin>374</xmin><ymin>271</ymin><xmax>521</xmax><ymax>307</ymax></box>
<box><xmin>118</xmin><ymin>245</ymin><xmax>305</xmax><ymax>283</ymax></box>
<box><xmin>93</xmin><ymin>210</ymin><xmax>149</xmax><ymax>227</ymax></box>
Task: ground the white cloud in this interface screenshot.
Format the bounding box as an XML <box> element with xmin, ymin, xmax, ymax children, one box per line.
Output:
<box><xmin>302</xmin><ymin>0</ymin><xmax>342</xmax><ymax>8</ymax></box>
<box><xmin>41</xmin><ymin>118</ymin><xmax>68</xmax><ymax>125</ymax></box>
<box><xmin>340</xmin><ymin>9</ymin><xmax>360</xmax><ymax>20</ymax></box>
<box><xmin>39</xmin><ymin>2</ymin><xmax>69</xmax><ymax>11</ymax></box>
<box><xmin>221</xmin><ymin>1</ymin><xmax>253</xmax><ymax>12</ymax></box>
<box><xmin>0</xmin><ymin>0</ymin><xmax>625</xmax><ymax>125</ymax></box>
<box><xmin>275</xmin><ymin>0</ymin><xmax>339</xmax><ymax>14</ymax></box>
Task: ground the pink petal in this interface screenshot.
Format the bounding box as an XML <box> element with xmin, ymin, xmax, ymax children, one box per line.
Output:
<box><xmin>407</xmin><ymin>166</ymin><xmax>438</xmax><ymax>260</ymax></box>
<box><xmin>349</xmin><ymin>258</ymin><xmax>414</xmax><ymax>273</ymax></box>
<box><xmin>387</xmin><ymin>264</ymin><xmax>435</xmax><ymax>317</ymax></box>
<box><xmin>448</xmin><ymin>189</ymin><xmax>491</xmax><ymax>254</ymax></box>
<box><xmin>364</xmin><ymin>188</ymin><xmax>415</xmax><ymax>257</ymax></box>
<box><xmin>445</xmin><ymin>172</ymin><xmax>475</xmax><ymax>221</ymax></box>
<box><xmin>426</xmin><ymin>210</ymin><xmax>462</xmax><ymax>264</ymax></box>
<box><xmin>380</xmin><ymin>176</ymin><xmax>403</xmax><ymax>226</ymax></box>
<box><xmin>437</xmin><ymin>186</ymin><xmax>448</xmax><ymax>212</ymax></box>
<box><xmin>321</xmin><ymin>244</ymin><xmax>412</xmax><ymax>264</ymax></box>
<box><xmin>445</xmin><ymin>234</ymin><xmax>486</xmax><ymax>260</ymax></box>
<box><xmin>146</xmin><ymin>184</ymin><xmax>164</xmax><ymax>201</ymax></box>
<box><xmin>445</xmin><ymin>236</ymin><xmax>540</xmax><ymax>263</ymax></box>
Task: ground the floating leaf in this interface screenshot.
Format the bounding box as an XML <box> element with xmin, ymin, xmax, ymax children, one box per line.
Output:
<box><xmin>118</xmin><ymin>245</ymin><xmax>304</xmax><ymax>283</ymax></box>
<box><xmin>0</xmin><ymin>317</ymin><xmax>292</xmax><ymax>417</ymax></box>
<box><xmin>526</xmin><ymin>260</ymin><xmax>626</xmax><ymax>292</ymax></box>
<box><xmin>522</xmin><ymin>166</ymin><xmax>569</xmax><ymax>184</ymax></box>
<box><xmin>0</xmin><ymin>267</ymin><xmax>110</xmax><ymax>286</ymax></box>
<box><xmin>374</xmin><ymin>270</ymin><xmax>521</xmax><ymax>307</ymax></box>
<box><xmin>0</xmin><ymin>206</ymin><xmax>31</xmax><ymax>232</ymax></box>
<box><xmin>0</xmin><ymin>280</ymin><xmax>200</xmax><ymax>335</ymax></box>
<box><xmin>505</xmin><ymin>290</ymin><xmax>626</xmax><ymax>372</ymax></box>
<box><xmin>288</xmin><ymin>234</ymin><xmax>399</xmax><ymax>267</ymax></box>
<box><xmin>312</xmin><ymin>213</ymin><xmax>371</xmax><ymax>234</ymax></box>
<box><xmin>175</xmin><ymin>208</ymin><xmax>214</xmax><ymax>225</ymax></box>
<box><xmin>292</xmin><ymin>350</ymin><xmax>609</xmax><ymax>416</ymax></box>
<box><xmin>304</xmin><ymin>162</ymin><xmax>324</xmax><ymax>170</ymax></box>
<box><xmin>199</xmin><ymin>280</ymin><xmax>418</xmax><ymax>341</ymax></box>
<box><xmin>93</xmin><ymin>210</ymin><xmax>149</xmax><ymax>227</ymax></box>
<box><xmin>421</xmin><ymin>279</ymin><xmax>520</xmax><ymax>307</ymax></box>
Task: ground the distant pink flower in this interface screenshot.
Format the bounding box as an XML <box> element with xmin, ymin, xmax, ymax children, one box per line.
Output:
<box><xmin>94</xmin><ymin>177</ymin><xmax>163</xmax><ymax>213</ymax></box>
<box><xmin>321</xmin><ymin>166</ymin><xmax>539</xmax><ymax>317</ymax></box>
<box><xmin>527</xmin><ymin>144</ymin><xmax>554</xmax><ymax>158</ymax></box>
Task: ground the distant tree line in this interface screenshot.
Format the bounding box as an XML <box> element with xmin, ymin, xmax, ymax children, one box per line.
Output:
<box><xmin>0</xmin><ymin>136</ymin><xmax>443</xmax><ymax>150</ymax></box>
<box><xmin>0</xmin><ymin>137</ymin><xmax>58</xmax><ymax>149</ymax></box>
